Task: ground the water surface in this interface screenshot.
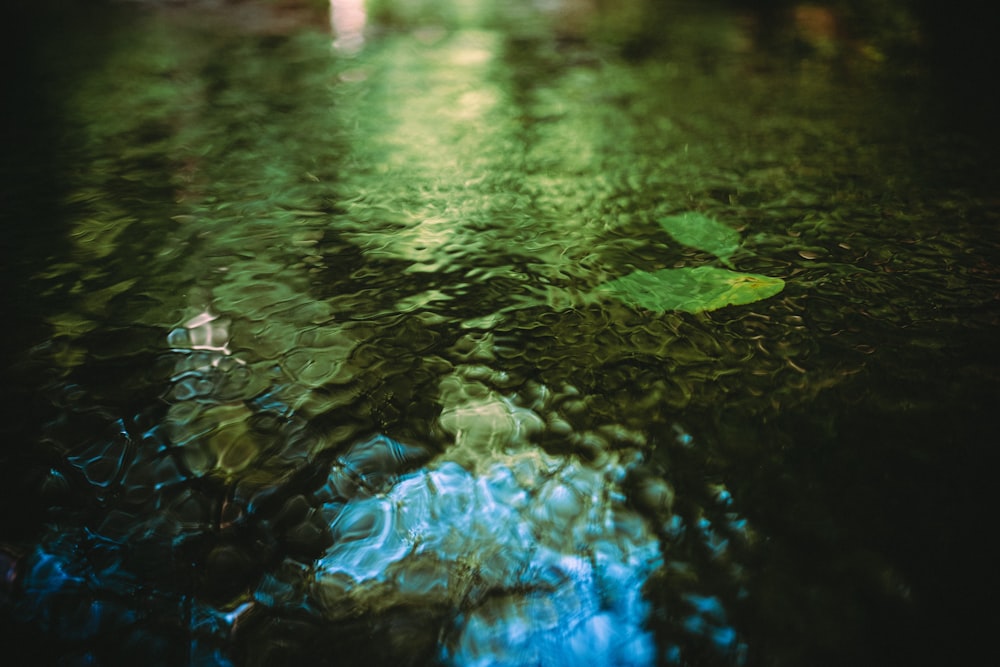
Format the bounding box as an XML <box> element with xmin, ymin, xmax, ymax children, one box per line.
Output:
<box><xmin>2</xmin><ymin>1</ymin><xmax>998</xmax><ymax>665</ymax></box>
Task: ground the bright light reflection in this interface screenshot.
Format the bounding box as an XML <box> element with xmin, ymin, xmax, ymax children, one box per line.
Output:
<box><xmin>330</xmin><ymin>0</ymin><xmax>367</xmax><ymax>54</ymax></box>
<box><xmin>174</xmin><ymin>310</ymin><xmax>231</xmax><ymax>355</ymax></box>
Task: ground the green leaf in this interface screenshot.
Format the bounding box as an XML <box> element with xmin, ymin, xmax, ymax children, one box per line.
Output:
<box><xmin>658</xmin><ymin>212</ymin><xmax>741</xmax><ymax>267</ymax></box>
<box><xmin>598</xmin><ymin>266</ymin><xmax>785</xmax><ymax>313</ymax></box>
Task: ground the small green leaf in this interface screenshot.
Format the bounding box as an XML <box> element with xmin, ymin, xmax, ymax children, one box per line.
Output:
<box><xmin>599</xmin><ymin>266</ymin><xmax>785</xmax><ymax>313</ymax></box>
<box><xmin>659</xmin><ymin>212</ymin><xmax>741</xmax><ymax>267</ymax></box>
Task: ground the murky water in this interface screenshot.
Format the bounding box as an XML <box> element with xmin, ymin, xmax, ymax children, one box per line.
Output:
<box><xmin>2</xmin><ymin>1</ymin><xmax>998</xmax><ymax>665</ymax></box>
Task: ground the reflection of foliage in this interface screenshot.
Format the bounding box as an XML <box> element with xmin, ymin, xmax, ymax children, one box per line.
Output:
<box><xmin>366</xmin><ymin>0</ymin><xmax>499</xmax><ymax>29</ymax></box>
<box><xmin>38</xmin><ymin>12</ymin><xmax>346</xmax><ymax>374</ymax></box>
<box><xmin>5</xmin><ymin>2</ymin><xmax>997</xmax><ymax>667</ymax></box>
<box><xmin>36</xmin><ymin>14</ymin><xmax>211</xmax><ymax>370</ymax></box>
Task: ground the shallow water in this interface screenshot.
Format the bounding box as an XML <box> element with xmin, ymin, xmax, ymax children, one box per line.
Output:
<box><xmin>2</xmin><ymin>1</ymin><xmax>998</xmax><ymax>665</ymax></box>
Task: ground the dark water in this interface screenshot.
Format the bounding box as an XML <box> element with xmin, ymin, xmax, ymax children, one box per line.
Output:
<box><xmin>2</xmin><ymin>1</ymin><xmax>998</xmax><ymax>665</ymax></box>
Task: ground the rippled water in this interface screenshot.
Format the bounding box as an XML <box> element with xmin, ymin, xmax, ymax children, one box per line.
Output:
<box><xmin>2</xmin><ymin>1</ymin><xmax>998</xmax><ymax>665</ymax></box>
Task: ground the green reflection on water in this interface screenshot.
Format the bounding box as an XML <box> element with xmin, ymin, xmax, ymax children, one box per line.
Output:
<box><xmin>5</xmin><ymin>0</ymin><xmax>1000</xmax><ymax>665</ymax></box>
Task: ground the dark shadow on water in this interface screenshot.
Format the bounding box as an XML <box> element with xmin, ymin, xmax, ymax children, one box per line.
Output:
<box><xmin>0</xmin><ymin>2</ymin><xmax>129</xmax><ymax>541</ymax></box>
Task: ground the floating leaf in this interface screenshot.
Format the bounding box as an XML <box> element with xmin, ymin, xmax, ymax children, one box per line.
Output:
<box><xmin>659</xmin><ymin>212</ymin><xmax>741</xmax><ymax>267</ymax></box>
<box><xmin>599</xmin><ymin>266</ymin><xmax>785</xmax><ymax>313</ymax></box>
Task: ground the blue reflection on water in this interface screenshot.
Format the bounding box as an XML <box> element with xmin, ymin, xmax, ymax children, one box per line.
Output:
<box><xmin>676</xmin><ymin>594</ymin><xmax>747</xmax><ymax>662</ymax></box>
<box><xmin>314</xmin><ymin>435</ymin><xmax>662</xmax><ymax>665</ymax></box>
<box><xmin>8</xmin><ymin>424</ymin><xmax>749</xmax><ymax>666</ymax></box>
